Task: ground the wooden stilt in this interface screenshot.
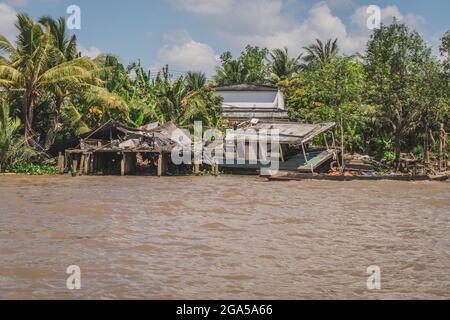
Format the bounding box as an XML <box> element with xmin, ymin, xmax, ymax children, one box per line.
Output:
<box><xmin>93</xmin><ymin>153</ymin><xmax>97</xmax><ymax>173</ymax></box>
<box><xmin>121</xmin><ymin>153</ymin><xmax>126</xmax><ymax>176</ymax></box>
<box><xmin>57</xmin><ymin>152</ymin><xmax>65</xmax><ymax>174</ymax></box>
<box><xmin>72</xmin><ymin>158</ymin><xmax>78</xmax><ymax>177</ymax></box>
<box><xmin>84</xmin><ymin>154</ymin><xmax>90</xmax><ymax>175</ymax></box>
<box><xmin>157</xmin><ymin>153</ymin><xmax>163</xmax><ymax>177</ymax></box>
<box><xmin>301</xmin><ymin>143</ymin><xmax>308</xmax><ymax>164</ymax></box>
<box><xmin>212</xmin><ymin>162</ymin><xmax>219</xmax><ymax>176</ymax></box>
<box><xmin>89</xmin><ymin>153</ymin><xmax>94</xmax><ymax>173</ymax></box>
<box><xmin>194</xmin><ymin>161</ymin><xmax>200</xmax><ymax>175</ymax></box>
<box><xmin>79</xmin><ymin>154</ymin><xmax>85</xmax><ymax>176</ymax></box>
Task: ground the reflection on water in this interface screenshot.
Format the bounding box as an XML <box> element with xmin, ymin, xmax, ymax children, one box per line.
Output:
<box><xmin>0</xmin><ymin>176</ymin><xmax>449</xmax><ymax>299</ymax></box>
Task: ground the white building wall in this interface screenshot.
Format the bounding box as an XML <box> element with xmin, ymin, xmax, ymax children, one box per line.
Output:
<box><xmin>215</xmin><ymin>90</ymin><xmax>285</xmax><ymax>110</ymax></box>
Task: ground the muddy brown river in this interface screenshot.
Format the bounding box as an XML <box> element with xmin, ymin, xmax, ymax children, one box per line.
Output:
<box><xmin>0</xmin><ymin>175</ymin><xmax>449</xmax><ymax>299</ymax></box>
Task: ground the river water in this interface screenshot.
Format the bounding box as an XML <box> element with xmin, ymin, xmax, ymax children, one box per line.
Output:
<box><xmin>0</xmin><ymin>175</ymin><xmax>449</xmax><ymax>299</ymax></box>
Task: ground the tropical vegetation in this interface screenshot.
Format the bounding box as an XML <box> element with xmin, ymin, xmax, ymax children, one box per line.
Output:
<box><xmin>0</xmin><ymin>13</ymin><xmax>449</xmax><ymax>173</ymax></box>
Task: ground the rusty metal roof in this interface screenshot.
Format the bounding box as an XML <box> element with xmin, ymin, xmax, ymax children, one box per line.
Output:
<box><xmin>228</xmin><ymin>121</ymin><xmax>336</xmax><ymax>144</ymax></box>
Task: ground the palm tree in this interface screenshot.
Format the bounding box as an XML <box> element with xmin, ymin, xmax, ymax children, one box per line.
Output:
<box><xmin>38</xmin><ymin>16</ymin><xmax>79</xmax><ymax>61</ymax></box>
<box><xmin>180</xmin><ymin>71</ymin><xmax>218</xmax><ymax>126</ymax></box>
<box><xmin>0</xmin><ymin>14</ymin><xmax>100</xmax><ymax>145</ymax></box>
<box><xmin>303</xmin><ymin>38</ymin><xmax>339</xmax><ymax>65</ymax></box>
<box><xmin>268</xmin><ymin>47</ymin><xmax>302</xmax><ymax>83</ymax></box>
<box><xmin>213</xmin><ymin>60</ymin><xmax>249</xmax><ymax>85</ymax></box>
<box><xmin>185</xmin><ymin>71</ymin><xmax>207</xmax><ymax>92</ymax></box>
<box><xmin>153</xmin><ymin>77</ymin><xmax>187</xmax><ymax>124</ymax></box>
<box><xmin>0</xmin><ymin>99</ymin><xmax>39</xmax><ymax>171</ymax></box>
<box><xmin>38</xmin><ymin>16</ymin><xmax>90</xmax><ymax>148</ymax></box>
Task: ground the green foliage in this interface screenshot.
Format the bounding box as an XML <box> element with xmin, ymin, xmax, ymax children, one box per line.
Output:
<box><xmin>213</xmin><ymin>45</ymin><xmax>269</xmax><ymax>85</ymax></box>
<box><xmin>0</xmin><ymin>13</ymin><xmax>110</xmax><ymax>146</ymax></box>
<box><xmin>279</xmin><ymin>57</ymin><xmax>369</xmax><ymax>153</ymax></box>
<box><xmin>267</xmin><ymin>47</ymin><xmax>303</xmax><ymax>83</ymax></box>
<box><xmin>0</xmin><ymin>100</ymin><xmax>41</xmax><ymax>171</ymax></box>
<box><xmin>303</xmin><ymin>38</ymin><xmax>339</xmax><ymax>65</ymax></box>
<box><xmin>6</xmin><ymin>163</ymin><xmax>58</xmax><ymax>175</ymax></box>
<box><xmin>1</xmin><ymin>11</ymin><xmax>449</xmax><ymax>173</ymax></box>
<box><xmin>364</xmin><ymin>21</ymin><xmax>441</xmax><ymax>168</ymax></box>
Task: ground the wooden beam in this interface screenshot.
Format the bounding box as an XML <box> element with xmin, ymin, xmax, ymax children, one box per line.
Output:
<box><xmin>301</xmin><ymin>143</ymin><xmax>308</xmax><ymax>164</ymax></box>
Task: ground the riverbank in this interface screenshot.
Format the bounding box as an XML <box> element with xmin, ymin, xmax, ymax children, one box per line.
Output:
<box><xmin>0</xmin><ymin>175</ymin><xmax>449</xmax><ymax>299</ymax></box>
<box><xmin>2</xmin><ymin>170</ymin><xmax>450</xmax><ymax>182</ymax></box>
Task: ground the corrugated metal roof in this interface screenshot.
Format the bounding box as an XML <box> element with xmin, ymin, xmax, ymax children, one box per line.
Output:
<box><xmin>214</xmin><ymin>83</ymin><xmax>278</xmax><ymax>92</ymax></box>
<box><xmin>226</xmin><ymin>121</ymin><xmax>336</xmax><ymax>144</ymax></box>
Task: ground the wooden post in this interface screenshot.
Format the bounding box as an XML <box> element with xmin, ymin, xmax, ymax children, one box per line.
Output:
<box><xmin>340</xmin><ymin>115</ymin><xmax>345</xmax><ymax>174</ymax></box>
<box><xmin>79</xmin><ymin>154</ymin><xmax>85</xmax><ymax>176</ymax></box>
<box><xmin>121</xmin><ymin>153</ymin><xmax>126</xmax><ymax>176</ymax></box>
<box><xmin>324</xmin><ymin>134</ymin><xmax>329</xmax><ymax>150</ymax></box>
<box><xmin>157</xmin><ymin>153</ymin><xmax>163</xmax><ymax>177</ymax></box>
<box><xmin>215</xmin><ymin>163</ymin><xmax>220</xmax><ymax>176</ymax></box>
<box><xmin>301</xmin><ymin>143</ymin><xmax>308</xmax><ymax>164</ymax></box>
<box><xmin>57</xmin><ymin>152</ymin><xmax>65</xmax><ymax>174</ymax></box>
<box><xmin>84</xmin><ymin>154</ymin><xmax>90</xmax><ymax>175</ymax></box>
<box><xmin>89</xmin><ymin>153</ymin><xmax>94</xmax><ymax>173</ymax></box>
<box><xmin>72</xmin><ymin>158</ymin><xmax>78</xmax><ymax>176</ymax></box>
<box><xmin>193</xmin><ymin>161</ymin><xmax>200</xmax><ymax>175</ymax></box>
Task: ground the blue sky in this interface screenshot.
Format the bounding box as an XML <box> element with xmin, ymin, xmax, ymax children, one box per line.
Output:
<box><xmin>1</xmin><ymin>0</ymin><xmax>449</xmax><ymax>75</ymax></box>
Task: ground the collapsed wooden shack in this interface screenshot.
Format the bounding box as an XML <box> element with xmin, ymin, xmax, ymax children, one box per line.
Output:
<box><xmin>64</xmin><ymin>122</ymin><xmax>189</xmax><ymax>176</ymax></box>
<box><xmin>204</xmin><ymin>120</ymin><xmax>340</xmax><ymax>174</ymax></box>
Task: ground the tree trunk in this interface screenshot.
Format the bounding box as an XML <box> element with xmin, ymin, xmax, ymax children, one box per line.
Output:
<box><xmin>22</xmin><ymin>91</ymin><xmax>34</xmax><ymax>145</ymax></box>
<box><xmin>394</xmin><ymin>130</ymin><xmax>402</xmax><ymax>172</ymax></box>
<box><xmin>423</xmin><ymin>122</ymin><xmax>430</xmax><ymax>173</ymax></box>
<box><xmin>44</xmin><ymin>96</ymin><xmax>63</xmax><ymax>150</ymax></box>
<box><xmin>439</xmin><ymin>124</ymin><xmax>446</xmax><ymax>172</ymax></box>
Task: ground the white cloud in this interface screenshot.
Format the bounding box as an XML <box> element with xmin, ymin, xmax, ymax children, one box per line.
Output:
<box><xmin>170</xmin><ymin>0</ymin><xmax>295</xmax><ymax>36</ymax></box>
<box><xmin>221</xmin><ymin>2</ymin><xmax>367</xmax><ymax>55</ymax></box>
<box><xmin>324</xmin><ymin>0</ymin><xmax>356</xmax><ymax>8</ymax></box>
<box><xmin>78</xmin><ymin>45</ymin><xmax>102</xmax><ymax>59</ymax></box>
<box><xmin>0</xmin><ymin>3</ymin><xmax>18</xmax><ymax>43</ymax></box>
<box><xmin>170</xmin><ymin>1</ymin><xmax>428</xmax><ymax>57</ymax></box>
<box><xmin>350</xmin><ymin>5</ymin><xmax>426</xmax><ymax>34</ymax></box>
<box><xmin>155</xmin><ymin>30</ymin><xmax>219</xmax><ymax>75</ymax></box>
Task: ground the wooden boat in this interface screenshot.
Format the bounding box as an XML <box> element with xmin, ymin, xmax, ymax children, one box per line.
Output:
<box><xmin>267</xmin><ymin>171</ymin><xmax>450</xmax><ymax>182</ymax></box>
